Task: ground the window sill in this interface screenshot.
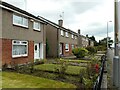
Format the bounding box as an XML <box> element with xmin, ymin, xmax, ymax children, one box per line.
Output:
<box><xmin>61</xmin><ymin>35</ymin><xmax>64</xmax><ymax>37</ymax></box>
<box><xmin>13</xmin><ymin>23</ymin><xmax>28</xmax><ymax>29</ymax></box>
<box><xmin>65</xmin><ymin>50</ymin><xmax>69</xmax><ymax>52</ymax></box>
<box><xmin>12</xmin><ymin>55</ymin><xmax>28</xmax><ymax>58</ymax></box>
<box><xmin>33</xmin><ymin>28</ymin><xmax>41</xmax><ymax>32</ymax></box>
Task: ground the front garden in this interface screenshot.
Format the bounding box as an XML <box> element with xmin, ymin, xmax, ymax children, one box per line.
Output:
<box><xmin>2</xmin><ymin>47</ymin><xmax>104</xmax><ymax>89</ymax></box>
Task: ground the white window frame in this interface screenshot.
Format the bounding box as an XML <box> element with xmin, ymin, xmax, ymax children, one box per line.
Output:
<box><xmin>61</xmin><ymin>30</ymin><xmax>64</xmax><ymax>36</ymax></box>
<box><xmin>33</xmin><ymin>21</ymin><xmax>40</xmax><ymax>31</ymax></box>
<box><xmin>75</xmin><ymin>36</ymin><xmax>77</xmax><ymax>39</ymax></box>
<box><xmin>65</xmin><ymin>32</ymin><xmax>69</xmax><ymax>37</ymax></box>
<box><xmin>65</xmin><ymin>44</ymin><xmax>69</xmax><ymax>52</ymax></box>
<box><xmin>13</xmin><ymin>14</ymin><xmax>28</xmax><ymax>28</ymax></box>
<box><xmin>71</xmin><ymin>34</ymin><xmax>74</xmax><ymax>39</ymax></box>
<box><xmin>72</xmin><ymin>44</ymin><xmax>74</xmax><ymax>49</ymax></box>
<box><xmin>12</xmin><ymin>40</ymin><xmax>28</xmax><ymax>58</ymax></box>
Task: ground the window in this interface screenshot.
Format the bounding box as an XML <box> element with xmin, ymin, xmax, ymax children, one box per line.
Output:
<box><xmin>65</xmin><ymin>32</ymin><xmax>69</xmax><ymax>37</ymax></box>
<box><xmin>75</xmin><ymin>36</ymin><xmax>77</xmax><ymax>39</ymax></box>
<box><xmin>72</xmin><ymin>44</ymin><xmax>74</xmax><ymax>49</ymax></box>
<box><xmin>61</xmin><ymin>30</ymin><xmax>64</xmax><ymax>36</ymax></box>
<box><xmin>65</xmin><ymin>44</ymin><xmax>69</xmax><ymax>52</ymax></box>
<box><xmin>71</xmin><ymin>34</ymin><xmax>74</xmax><ymax>39</ymax></box>
<box><xmin>33</xmin><ymin>21</ymin><xmax>40</xmax><ymax>31</ymax></box>
<box><xmin>12</xmin><ymin>40</ymin><xmax>28</xmax><ymax>57</ymax></box>
<box><xmin>13</xmin><ymin>14</ymin><xmax>28</xmax><ymax>28</ymax></box>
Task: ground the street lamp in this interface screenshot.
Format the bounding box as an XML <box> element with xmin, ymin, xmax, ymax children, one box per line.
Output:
<box><xmin>107</xmin><ymin>21</ymin><xmax>112</xmax><ymax>50</ymax></box>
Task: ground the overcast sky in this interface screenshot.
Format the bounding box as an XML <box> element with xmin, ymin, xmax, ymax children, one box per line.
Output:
<box><xmin>4</xmin><ymin>0</ymin><xmax>114</xmax><ymax>41</ymax></box>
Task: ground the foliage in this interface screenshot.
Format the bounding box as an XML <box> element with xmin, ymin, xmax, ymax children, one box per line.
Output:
<box><xmin>60</xmin><ymin>59</ymin><xmax>91</xmax><ymax>63</ymax></box>
<box><xmin>72</xmin><ymin>47</ymin><xmax>88</xmax><ymax>58</ymax></box>
<box><xmin>54</xmin><ymin>60</ymin><xmax>68</xmax><ymax>79</ymax></box>
<box><xmin>34</xmin><ymin>64</ymin><xmax>85</xmax><ymax>75</ymax></box>
<box><xmin>96</xmin><ymin>45</ymin><xmax>107</xmax><ymax>51</ymax></box>
<box><xmin>34</xmin><ymin>59</ymin><xmax>45</xmax><ymax>65</ymax></box>
<box><xmin>86</xmin><ymin>46</ymin><xmax>97</xmax><ymax>55</ymax></box>
<box><xmin>99</xmin><ymin>37</ymin><xmax>113</xmax><ymax>48</ymax></box>
<box><xmin>79</xmin><ymin>57</ymin><xmax>100</xmax><ymax>88</ymax></box>
<box><xmin>2</xmin><ymin>72</ymin><xmax>76</xmax><ymax>88</ymax></box>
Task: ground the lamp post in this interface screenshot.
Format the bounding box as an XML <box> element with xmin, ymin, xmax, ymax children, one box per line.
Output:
<box><xmin>107</xmin><ymin>21</ymin><xmax>112</xmax><ymax>50</ymax></box>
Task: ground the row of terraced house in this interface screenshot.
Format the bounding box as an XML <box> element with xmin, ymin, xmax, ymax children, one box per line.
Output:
<box><xmin>0</xmin><ymin>1</ymin><xmax>94</xmax><ymax>66</ymax></box>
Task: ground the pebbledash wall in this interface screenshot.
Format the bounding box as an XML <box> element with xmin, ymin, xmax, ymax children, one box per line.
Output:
<box><xmin>0</xmin><ymin>2</ymin><xmax>46</xmax><ymax>65</ymax></box>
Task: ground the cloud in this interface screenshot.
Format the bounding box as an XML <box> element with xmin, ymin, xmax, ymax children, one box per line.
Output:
<box><xmin>3</xmin><ymin>0</ymin><xmax>26</xmax><ymax>10</ymax></box>
<box><xmin>3</xmin><ymin>0</ymin><xmax>114</xmax><ymax>41</ymax></box>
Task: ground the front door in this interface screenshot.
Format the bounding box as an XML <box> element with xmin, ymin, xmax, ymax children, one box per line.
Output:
<box><xmin>34</xmin><ymin>43</ymin><xmax>40</xmax><ymax>60</ymax></box>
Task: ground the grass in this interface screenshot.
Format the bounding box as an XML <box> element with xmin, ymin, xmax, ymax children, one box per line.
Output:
<box><xmin>2</xmin><ymin>72</ymin><xmax>77</xmax><ymax>88</ymax></box>
<box><xmin>60</xmin><ymin>59</ymin><xmax>91</xmax><ymax>63</ymax></box>
<box><xmin>34</xmin><ymin>64</ymin><xmax>86</xmax><ymax>75</ymax></box>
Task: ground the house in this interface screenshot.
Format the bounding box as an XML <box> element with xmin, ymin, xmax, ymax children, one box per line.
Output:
<box><xmin>0</xmin><ymin>1</ymin><xmax>47</xmax><ymax>65</ymax></box>
<box><xmin>38</xmin><ymin>16</ymin><xmax>78</xmax><ymax>58</ymax></box>
<box><xmin>89</xmin><ymin>39</ymin><xmax>94</xmax><ymax>47</ymax></box>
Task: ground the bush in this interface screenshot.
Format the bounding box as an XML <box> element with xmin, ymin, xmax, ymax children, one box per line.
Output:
<box><xmin>86</xmin><ymin>46</ymin><xmax>97</xmax><ymax>55</ymax></box>
<box><xmin>72</xmin><ymin>47</ymin><xmax>88</xmax><ymax>58</ymax></box>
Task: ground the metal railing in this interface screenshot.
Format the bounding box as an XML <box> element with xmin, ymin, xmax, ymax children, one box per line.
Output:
<box><xmin>93</xmin><ymin>55</ymin><xmax>106</xmax><ymax>90</ymax></box>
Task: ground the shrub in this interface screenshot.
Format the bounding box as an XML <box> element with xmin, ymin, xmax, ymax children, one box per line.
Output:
<box><xmin>86</xmin><ymin>46</ymin><xmax>97</xmax><ymax>55</ymax></box>
<box><xmin>72</xmin><ymin>47</ymin><xmax>88</xmax><ymax>58</ymax></box>
<box><xmin>54</xmin><ymin>60</ymin><xmax>68</xmax><ymax>79</ymax></box>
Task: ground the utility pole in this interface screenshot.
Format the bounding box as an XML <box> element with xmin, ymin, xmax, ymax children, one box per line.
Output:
<box><xmin>113</xmin><ymin>0</ymin><xmax>120</xmax><ymax>88</ymax></box>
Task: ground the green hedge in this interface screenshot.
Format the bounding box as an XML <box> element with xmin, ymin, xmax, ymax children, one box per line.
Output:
<box><xmin>72</xmin><ymin>47</ymin><xmax>88</xmax><ymax>58</ymax></box>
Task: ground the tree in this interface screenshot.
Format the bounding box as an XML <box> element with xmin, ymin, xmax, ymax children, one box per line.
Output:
<box><xmin>99</xmin><ymin>37</ymin><xmax>113</xmax><ymax>48</ymax></box>
<box><xmin>89</xmin><ymin>36</ymin><xmax>98</xmax><ymax>46</ymax></box>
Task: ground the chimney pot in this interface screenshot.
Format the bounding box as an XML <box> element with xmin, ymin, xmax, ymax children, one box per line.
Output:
<box><xmin>58</xmin><ymin>19</ymin><xmax>63</xmax><ymax>27</ymax></box>
<box><xmin>78</xmin><ymin>29</ymin><xmax>80</xmax><ymax>35</ymax></box>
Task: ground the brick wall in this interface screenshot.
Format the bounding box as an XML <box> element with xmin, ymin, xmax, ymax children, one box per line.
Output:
<box><xmin>2</xmin><ymin>38</ymin><xmax>34</xmax><ymax>65</ymax></box>
<box><xmin>63</xmin><ymin>43</ymin><xmax>74</xmax><ymax>57</ymax></box>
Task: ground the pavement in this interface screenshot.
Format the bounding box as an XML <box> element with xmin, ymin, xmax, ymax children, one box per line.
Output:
<box><xmin>101</xmin><ymin>48</ymin><xmax>114</xmax><ymax>89</ymax></box>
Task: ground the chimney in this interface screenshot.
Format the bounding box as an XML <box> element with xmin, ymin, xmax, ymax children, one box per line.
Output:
<box><xmin>78</xmin><ymin>29</ymin><xmax>81</xmax><ymax>35</ymax></box>
<box><xmin>58</xmin><ymin>19</ymin><xmax>63</xmax><ymax>27</ymax></box>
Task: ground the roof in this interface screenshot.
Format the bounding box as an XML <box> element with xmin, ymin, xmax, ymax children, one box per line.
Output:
<box><xmin>0</xmin><ymin>1</ymin><xmax>46</xmax><ymax>24</ymax></box>
<box><xmin>38</xmin><ymin>16</ymin><xmax>78</xmax><ymax>36</ymax></box>
<box><xmin>0</xmin><ymin>1</ymin><xmax>79</xmax><ymax>36</ymax></box>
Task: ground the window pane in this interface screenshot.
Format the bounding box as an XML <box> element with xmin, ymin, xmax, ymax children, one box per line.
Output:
<box><xmin>34</xmin><ymin>22</ymin><xmax>40</xmax><ymax>30</ymax></box>
<box><xmin>13</xmin><ymin>15</ymin><xmax>22</xmax><ymax>24</ymax></box>
<box><xmin>13</xmin><ymin>14</ymin><xmax>28</xmax><ymax>27</ymax></box>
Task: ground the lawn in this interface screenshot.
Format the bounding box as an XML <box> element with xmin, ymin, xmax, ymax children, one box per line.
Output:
<box><xmin>34</xmin><ymin>64</ymin><xmax>86</xmax><ymax>75</ymax></box>
<box><xmin>60</xmin><ymin>59</ymin><xmax>91</xmax><ymax>63</ymax></box>
<box><xmin>2</xmin><ymin>72</ymin><xmax>77</xmax><ymax>88</ymax></box>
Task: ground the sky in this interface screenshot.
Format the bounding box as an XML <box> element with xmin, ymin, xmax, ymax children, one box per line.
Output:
<box><xmin>4</xmin><ymin>0</ymin><xmax>114</xmax><ymax>42</ymax></box>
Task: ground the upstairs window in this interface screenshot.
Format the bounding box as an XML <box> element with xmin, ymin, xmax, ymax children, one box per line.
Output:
<box><xmin>33</xmin><ymin>21</ymin><xmax>40</xmax><ymax>31</ymax></box>
<box><xmin>13</xmin><ymin>14</ymin><xmax>28</xmax><ymax>28</ymax></box>
<box><xmin>75</xmin><ymin>36</ymin><xmax>77</xmax><ymax>39</ymax></box>
<box><xmin>65</xmin><ymin>32</ymin><xmax>69</xmax><ymax>37</ymax></box>
<box><xmin>61</xmin><ymin>30</ymin><xmax>64</xmax><ymax>36</ymax></box>
<box><xmin>71</xmin><ymin>34</ymin><xmax>74</xmax><ymax>39</ymax></box>
<box><xmin>65</xmin><ymin>44</ymin><xmax>69</xmax><ymax>52</ymax></box>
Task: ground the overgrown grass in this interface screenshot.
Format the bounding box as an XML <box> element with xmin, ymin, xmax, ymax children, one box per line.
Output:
<box><xmin>34</xmin><ymin>64</ymin><xmax>86</xmax><ymax>75</ymax></box>
<box><xmin>2</xmin><ymin>72</ymin><xmax>77</xmax><ymax>88</ymax></box>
